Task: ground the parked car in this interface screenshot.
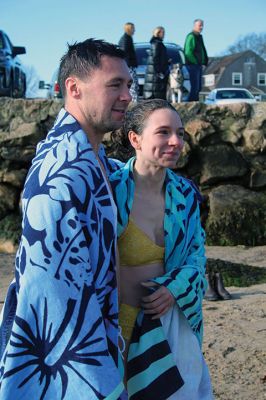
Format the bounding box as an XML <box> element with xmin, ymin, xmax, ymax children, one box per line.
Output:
<box><xmin>0</xmin><ymin>30</ymin><xmax>26</xmax><ymax>97</ymax></box>
<box><xmin>47</xmin><ymin>68</ymin><xmax>62</xmax><ymax>99</ymax></box>
<box><xmin>135</xmin><ymin>42</ymin><xmax>191</xmax><ymax>101</ymax></box>
<box><xmin>205</xmin><ymin>88</ymin><xmax>257</xmax><ymax>105</ymax></box>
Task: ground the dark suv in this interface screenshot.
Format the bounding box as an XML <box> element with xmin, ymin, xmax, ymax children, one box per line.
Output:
<box><xmin>0</xmin><ymin>30</ymin><xmax>26</xmax><ymax>97</ymax></box>
<box><xmin>135</xmin><ymin>42</ymin><xmax>191</xmax><ymax>101</ymax></box>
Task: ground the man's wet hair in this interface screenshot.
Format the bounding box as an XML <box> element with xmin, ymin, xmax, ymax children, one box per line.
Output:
<box><xmin>58</xmin><ymin>38</ymin><xmax>125</xmax><ymax>97</ymax></box>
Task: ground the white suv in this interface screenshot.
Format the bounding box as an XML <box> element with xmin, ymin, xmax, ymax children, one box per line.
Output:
<box><xmin>135</xmin><ymin>42</ymin><xmax>191</xmax><ymax>101</ymax></box>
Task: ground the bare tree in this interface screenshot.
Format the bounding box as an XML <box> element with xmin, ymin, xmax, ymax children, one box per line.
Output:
<box><xmin>222</xmin><ymin>32</ymin><xmax>266</xmax><ymax>60</ymax></box>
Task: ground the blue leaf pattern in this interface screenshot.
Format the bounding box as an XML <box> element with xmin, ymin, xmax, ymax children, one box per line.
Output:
<box><xmin>0</xmin><ymin>109</ymin><xmax>125</xmax><ymax>399</ymax></box>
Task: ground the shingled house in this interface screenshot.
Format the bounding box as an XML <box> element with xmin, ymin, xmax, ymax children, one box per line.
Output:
<box><xmin>201</xmin><ymin>50</ymin><xmax>266</xmax><ymax>100</ymax></box>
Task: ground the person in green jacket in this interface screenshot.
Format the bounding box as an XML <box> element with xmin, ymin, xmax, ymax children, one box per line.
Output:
<box><xmin>184</xmin><ymin>19</ymin><xmax>208</xmax><ymax>101</ymax></box>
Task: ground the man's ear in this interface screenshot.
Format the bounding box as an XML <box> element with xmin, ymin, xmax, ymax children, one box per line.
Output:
<box><xmin>65</xmin><ymin>77</ymin><xmax>80</xmax><ymax>99</ymax></box>
<box><xmin>128</xmin><ymin>130</ymin><xmax>141</xmax><ymax>150</ymax></box>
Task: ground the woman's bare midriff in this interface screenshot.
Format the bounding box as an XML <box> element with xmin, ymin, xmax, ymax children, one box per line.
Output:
<box><xmin>120</xmin><ymin>262</ymin><xmax>164</xmax><ymax>307</ymax></box>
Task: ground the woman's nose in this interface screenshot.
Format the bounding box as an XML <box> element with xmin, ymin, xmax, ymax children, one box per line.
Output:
<box><xmin>169</xmin><ymin>133</ymin><xmax>184</xmax><ymax>148</ymax></box>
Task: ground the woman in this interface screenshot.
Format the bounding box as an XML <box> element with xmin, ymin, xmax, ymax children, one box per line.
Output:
<box><xmin>143</xmin><ymin>26</ymin><xmax>169</xmax><ymax>99</ymax></box>
<box><xmin>110</xmin><ymin>99</ymin><xmax>213</xmax><ymax>399</ymax></box>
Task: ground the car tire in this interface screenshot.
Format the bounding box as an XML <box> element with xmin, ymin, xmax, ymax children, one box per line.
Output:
<box><xmin>21</xmin><ymin>75</ymin><xmax>26</xmax><ymax>98</ymax></box>
<box><xmin>7</xmin><ymin>74</ymin><xmax>22</xmax><ymax>98</ymax></box>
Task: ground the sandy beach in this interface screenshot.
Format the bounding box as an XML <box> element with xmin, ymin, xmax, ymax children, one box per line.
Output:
<box><xmin>0</xmin><ymin>247</ymin><xmax>266</xmax><ymax>399</ymax></box>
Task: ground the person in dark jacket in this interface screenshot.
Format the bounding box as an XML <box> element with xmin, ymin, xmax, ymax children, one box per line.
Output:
<box><xmin>143</xmin><ymin>26</ymin><xmax>169</xmax><ymax>100</ymax></box>
<box><xmin>184</xmin><ymin>19</ymin><xmax>208</xmax><ymax>101</ymax></box>
<box><xmin>118</xmin><ymin>22</ymin><xmax>139</xmax><ymax>102</ymax></box>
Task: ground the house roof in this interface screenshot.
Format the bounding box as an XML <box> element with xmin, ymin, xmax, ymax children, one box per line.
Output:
<box><xmin>203</xmin><ymin>51</ymin><xmax>252</xmax><ymax>75</ymax></box>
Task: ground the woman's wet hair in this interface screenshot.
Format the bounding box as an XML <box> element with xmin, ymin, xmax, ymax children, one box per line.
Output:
<box><xmin>111</xmin><ymin>99</ymin><xmax>180</xmax><ymax>160</ymax></box>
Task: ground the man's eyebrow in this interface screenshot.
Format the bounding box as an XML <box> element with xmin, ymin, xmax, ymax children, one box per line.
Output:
<box><xmin>106</xmin><ymin>77</ymin><xmax>132</xmax><ymax>84</ymax></box>
<box><xmin>108</xmin><ymin>77</ymin><xmax>123</xmax><ymax>82</ymax></box>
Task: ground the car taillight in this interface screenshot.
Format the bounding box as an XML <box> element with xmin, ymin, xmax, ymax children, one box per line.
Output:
<box><xmin>54</xmin><ymin>82</ymin><xmax>60</xmax><ymax>95</ymax></box>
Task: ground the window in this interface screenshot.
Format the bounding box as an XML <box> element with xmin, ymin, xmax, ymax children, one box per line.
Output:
<box><xmin>203</xmin><ymin>74</ymin><xmax>215</xmax><ymax>87</ymax></box>
<box><xmin>232</xmin><ymin>72</ymin><xmax>242</xmax><ymax>85</ymax></box>
<box><xmin>245</xmin><ymin>56</ymin><xmax>255</xmax><ymax>63</ymax></box>
<box><xmin>257</xmin><ymin>73</ymin><xmax>266</xmax><ymax>86</ymax></box>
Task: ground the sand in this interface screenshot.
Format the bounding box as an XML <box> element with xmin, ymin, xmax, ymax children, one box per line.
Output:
<box><xmin>0</xmin><ymin>247</ymin><xmax>266</xmax><ymax>399</ymax></box>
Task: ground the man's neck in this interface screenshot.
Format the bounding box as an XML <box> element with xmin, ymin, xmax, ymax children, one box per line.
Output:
<box><xmin>65</xmin><ymin>105</ymin><xmax>103</xmax><ymax>154</ymax></box>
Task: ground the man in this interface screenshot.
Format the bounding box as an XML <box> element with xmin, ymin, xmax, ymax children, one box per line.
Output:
<box><xmin>118</xmin><ymin>22</ymin><xmax>139</xmax><ymax>102</ymax></box>
<box><xmin>0</xmin><ymin>39</ymin><xmax>132</xmax><ymax>399</ymax></box>
<box><xmin>184</xmin><ymin>19</ymin><xmax>208</xmax><ymax>101</ymax></box>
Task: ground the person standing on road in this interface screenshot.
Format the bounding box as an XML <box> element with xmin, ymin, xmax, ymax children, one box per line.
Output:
<box><xmin>0</xmin><ymin>38</ymin><xmax>132</xmax><ymax>399</ymax></box>
<box><xmin>143</xmin><ymin>26</ymin><xmax>170</xmax><ymax>100</ymax></box>
<box><xmin>184</xmin><ymin>19</ymin><xmax>208</xmax><ymax>101</ymax></box>
<box><xmin>119</xmin><ymin>22</ymin><xmax>139</xmax><ymax>102</ymax></box>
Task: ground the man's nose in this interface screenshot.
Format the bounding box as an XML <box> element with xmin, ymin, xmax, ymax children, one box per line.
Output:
<box><xmin>120</xmin><ymin>84</ymin><xmax>132</xmax><ymax>103</ymax></box>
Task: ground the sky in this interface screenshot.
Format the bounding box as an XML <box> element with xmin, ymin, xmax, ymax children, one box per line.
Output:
<box><xmin>1</xmin><ymin>0</ymin><xmax>266</xmax><ymax>82</ymax></box>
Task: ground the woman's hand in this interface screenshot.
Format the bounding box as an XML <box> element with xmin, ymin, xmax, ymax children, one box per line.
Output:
<box><xmin>140</xmin><ymin>281</ymin><xmax>175</xmax><ymax>319</ymax></box>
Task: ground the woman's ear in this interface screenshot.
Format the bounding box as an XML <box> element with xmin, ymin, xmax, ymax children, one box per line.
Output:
<box><xmin>128</xmin><ymin>130</ymin><xmax>141</xmax><ymax>150</ymax></box>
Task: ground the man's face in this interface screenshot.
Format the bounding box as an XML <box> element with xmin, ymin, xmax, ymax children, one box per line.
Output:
<box><xmin>129</xmin><ymin>25</ymin><xmax>135</xmax><ymax>35</ymax></box>
<box><xmin>76</xmin><ymin>56</ymin><xmax>132</xmax><ymax>137</ymax></box>
<box><xmin>194</xmin><ymin>20</ymin><xmax>204</xmax><ymax>33</ymax></box>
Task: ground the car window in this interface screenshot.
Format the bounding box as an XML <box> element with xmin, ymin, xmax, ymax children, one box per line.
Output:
<box><xmin>136</xmin><ymin>45</ymin><xmax>184</xmax><ymax>65</ymax></box>
<box><xmin>3</xmin><ymin>33</ymin><xmax>12</xmax><ymax>53</ymax></box>
<box><xmin>167</xmin><ymin>48</ymin><xmax>183</xmax><ymax>64</ymax></box>
<box><xmin>136</xmin><ymin>47</ymin><xmax>150</xmax><ymax>65</ymax></box>
<box><xmin>217</xmin><ymin>90</ymin><xmax>253</xmax><ymax>99</ymax></box>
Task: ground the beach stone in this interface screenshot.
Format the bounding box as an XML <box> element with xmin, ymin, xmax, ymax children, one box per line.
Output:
<box><xmin>206</xmin><ymin>185</ymin><xmax>266</xmax><ymax>246</ymax></box>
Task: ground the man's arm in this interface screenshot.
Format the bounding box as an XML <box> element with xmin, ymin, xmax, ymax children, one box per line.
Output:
<box><xmin>184</xmin><ymin>34</ymin><xmax>198</xmax><ymax>64</ymax></box>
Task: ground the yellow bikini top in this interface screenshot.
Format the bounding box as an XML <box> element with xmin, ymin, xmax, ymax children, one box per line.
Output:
<box><xmin>118</xmin><ymin>219</ymin><xmax>165</xmax><ymax>267</ymax></box>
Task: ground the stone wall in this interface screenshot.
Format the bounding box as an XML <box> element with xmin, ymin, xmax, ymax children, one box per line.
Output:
<box><xmin>0</xmin><ymin>98</ymin><xmax>265</xmax><ymax>251</ymax></box>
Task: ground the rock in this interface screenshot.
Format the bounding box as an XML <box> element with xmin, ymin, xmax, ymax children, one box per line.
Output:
<box><xmin>0</xmin><ymin>213</ymin><xmax>21</xmax><ymax>248</ymax></box>
<box><xmin>220</xmin><ymin>119</ymin><xmax>246</xmax><ymax>144</ymax></box>
<box><xmin>250</xmin><ymin>169</ymin><xmax>266</xmax><ymax>188</ymax></box>
<box><xmin>199</xmin><ymin>145</ymin><xmax>248</xmax><ymax>185</ymax></box>
<box><xmin>0</xmin><ymin>239</ymin><xmax>18</xmax><ymax>253</ymax></box>
<box><xmin>176</xmin><ymin>141</ymin><xmax>191</xmax><ymax>168</ymax></box>
<box><xmin>185</xmin><ymin>119</ymin><xmax>215</xmax><ymax>145</ymax></box>
<box><xmin>0</xmin><ymin>98</ymin><xmax>265</xmax><ymax>246</ymax></box>
<box><xmin>249</xmin><ymin>102</ymin><xmax>266</xmax><ymax>129</ymax></box>
<box><xmin>0</xmin><ymin>146</ymin><xmax>36</xmax><ymax>163</ymax></box>
<box><xmin>0</xmin><ymin>169</ymin><xmax>28</xmax><ymax>188</ymax></box>
<box><xmin>242</xmin><ymin>129</ymin><xmax>265</xmax><ymax>153</ymax></box>
<box><xmin>206</xmin><ymin>185</ymin><xmax>266</xmax><ymax>246</ymax></box>
<box><xmin>0</xmin><ymin>184</ymin><xmax>18</xmax><ymax>219</ymax></box>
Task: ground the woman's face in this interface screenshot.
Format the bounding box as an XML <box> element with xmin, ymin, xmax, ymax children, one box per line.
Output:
<box><xmin>131</xmin><ymin>108</ymin><xmax>184</xmax><ymax>169</ymax></box>
<box><xmin>158</xmin><ymin>29</ymin><xmax>165</xmax><ymax>39</ymax></box>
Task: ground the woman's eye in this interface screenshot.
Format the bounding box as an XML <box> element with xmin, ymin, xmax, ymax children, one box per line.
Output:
<box><xmin>176</xmin><ymin>130</ymin><xmax>185</xmax><ymax>138</ymax></box>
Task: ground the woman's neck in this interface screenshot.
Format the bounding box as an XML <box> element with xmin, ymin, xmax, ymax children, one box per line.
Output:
<box><xmin>133</xmin><ymin>158</ymin><xmax>166</xmax><ymax>194</ymax></box>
